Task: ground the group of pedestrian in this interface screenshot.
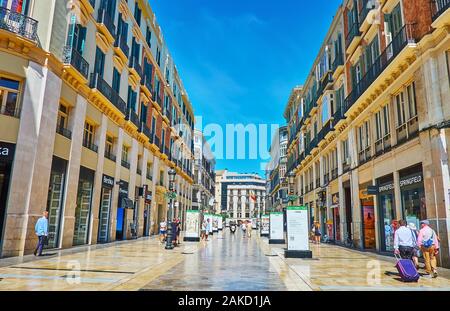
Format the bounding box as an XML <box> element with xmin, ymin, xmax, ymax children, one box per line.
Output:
<box><xmin>159</xmin><ymin>218</ymin><xmax>181</xmax><ymax>246</ymax></box>
<box><xmin>241</xmin><ymin>220</ymin><xmax>252</xmax><ymax>238</ymax></box>
<box><xmin>394</xmin><ymin>219</ymin><xmax>440</xmax><ymax>278</ymax></box>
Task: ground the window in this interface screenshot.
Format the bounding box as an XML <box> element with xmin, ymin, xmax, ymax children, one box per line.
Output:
<box><xmin>161</xmin><ymin>128</ymin><xmax>165</xmax><ymax>151</ymax></box>
<box><xmin>112</xmin><ymin>69</ymin><xmax>121</xmax><ymax>94</ymax></box>
<box><xmin>358</xmin><ymin>120</ymin><xmax>371</xmax><ymax>164</ymax></box>
<box><xmin>0</xmin><ymin>77</ymin><xmax>20</xmax><ymax>117</ymax></box>
<box><xmin>375</xmin><ymin>104</ymin><xmax>391</xmax><ymax>155</ymax></box>
<box><xmin>94</xmin><ymin>48</ymin><xmax>105</xmax><ymax>77</ymax></box>
<box><xmin>147</xmin><ymin>162</ymin><xmax>153</xmax><ymax>179</ymax></box>
<box><xmin>1</xmin><ymin>0</ymin><xmax>30</xmax><ymax>14</ymax></box>
<box><xmin>146</xmin><ymin>27</ymin><xmax>152</xmax><ymax>47</ymax></box>
<box><xmin>105</xmin><ymin>135</ymin><xmax>114</xmax><ymax>157</ymax></box>
<box><xmin>122</xmin><ymin>146</ymin><xmax>129</xmax><ymax>163</ymax></box>
<box><xmin>134</xmin><ymin>1</ymin><xmax>141</xmax><ymax>25</ymax></box>
<box><xmin>395</xmin><ymin>82</ymin><xmax>418</xmax><ymax>144</ymax></box>
<box><xmin>83</xmin><ymin>122</ymin><xmax>96</xmax><ymax>149</ymax></box>
<box><xmin>57</xmin><ymin>104</ymin><xmax>69</xmax><ymax>129</ymax></box>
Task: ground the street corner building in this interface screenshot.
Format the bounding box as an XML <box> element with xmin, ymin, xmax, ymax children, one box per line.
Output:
<box><xmin>283</xmin><ymin>0</ymin><xmax>450</xmax><ymax>267</ymax></box>
<box><xmin>0</xmin><ymin>0</ymin><xmax>196</xmax><ymax>257</ymax></box>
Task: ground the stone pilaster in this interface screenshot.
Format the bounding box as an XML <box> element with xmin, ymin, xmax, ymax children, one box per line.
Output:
<box><xmin>61</xmin><ymin>94</ymin><xmax>87</xmax><ymax>248</ymax></box>
<box><xmin>89</xmin><ymin>114</ymin><xmax>107</xmax><ymax>245</ymax></box>
<box><xmin>3</xmin><ymin>62</ymin><xmax>62</xmax><ymax>256</ymax></box>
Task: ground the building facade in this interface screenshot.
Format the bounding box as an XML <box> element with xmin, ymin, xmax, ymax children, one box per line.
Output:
<box><xmin>266</xmin><ymin>125</ymin><xmax>289</xmax><ymax>211</ymax></box>
<box><xmin>285</xmin><ymin>0</ymin><xmax>450</xmax><ymax>267</ymax></box>
<box><xmin>214</xmin><ymin>171</ymin><xmax>266</xmax><ymax>221</ymax></box>
<box><xmin>0</xmin><ymin>0</ymin><xmax>195</xmax><ymax>257</ymax></box>
<box><xmin>192</xmin><ymin>129</ymin><xmax>215</xmax><ymax>213</ymax></box>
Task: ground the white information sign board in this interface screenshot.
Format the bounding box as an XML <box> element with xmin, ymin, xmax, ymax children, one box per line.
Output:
<box><xmin>185</xmin><ymin>210</ymin><xmax>200</xmax><ymax>239</ymax></box>
<box><xmin>287</xmin><ymin>206</ymin><xmax>309</xmax><ymax>251</ymax></box>
<box><xmin>218</xmin><ymin>216</ymin><xmax>223</xmax><ymax>230</ymax></box>
<box><xmin>261</xmin><ymin>215</ymin><xmax>270</xmax><ymax>235</ymax></box>
<box><xmin>269</xmin><ymin>212</ymin><xmax>284</xmax><ymax>240</ymax></box>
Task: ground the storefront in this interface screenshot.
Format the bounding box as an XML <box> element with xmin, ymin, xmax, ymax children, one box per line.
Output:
<box><xmin>45</xmin><ymin>156</ymin><xmax>67</xmax><ymax>249</ymax></box>
<box><xmin>399</xmin><ymin>164</ymin><xmax>426</xmax><ymax>230</ymax></box>
<box><xmin>116</xmin><ymin>180</ymin><xmax>133</xmax><ymax>240</ymax></box>
<box><xmin>73</xmin><ymin>166</ymin><xmax>95</xmax><ymax>246</ymax></box>
<box><xmin>377</xmin><ymin>174</ymin><xmax>396</xmax><ymax>252</ymax></box>
<box><xmin>0</xmin><ymin>142</ymin><xmax>15</xmax><ymax>251</ymax></box>
<box><xmin>359</xmin><ymin>183</ymin><xmax>376</xmax><ymax>250</ymax></box>
<box><xmin>143</xmin><ymin>185</ymin><xmax>152</xmax><ymax>236</ymax></box>
<box><xmin>331</xmin><ymin>192</ymin><xmax>340</xmax><ymax>241</ymax></box>
<box><xmin>98</xmin><ymin>174</ymin><xmax>114</xmax><ymax>243</ymax></box>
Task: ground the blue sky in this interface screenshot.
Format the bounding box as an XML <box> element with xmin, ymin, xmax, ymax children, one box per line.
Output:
<box><xmin>151</xmin><ymin>0</ymin><xmax>342</xmax><ymax>176</ymax></box>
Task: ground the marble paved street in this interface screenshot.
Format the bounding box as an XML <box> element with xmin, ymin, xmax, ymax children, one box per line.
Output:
<box><xmin>1</xmin><ymin>230</ymin><xmax>450</xmax><ymax>291</ymax></box>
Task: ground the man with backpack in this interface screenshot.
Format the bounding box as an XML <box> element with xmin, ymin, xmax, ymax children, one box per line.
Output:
<box><xmin>417</xmin><ymin>220</ymin><xmax>439</xmax><ymax>278</ymax></box>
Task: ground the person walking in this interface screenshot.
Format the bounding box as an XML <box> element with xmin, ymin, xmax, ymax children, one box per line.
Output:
<box><xmin>241</xmin><ymin>221</ymin><xmax>247</xmax><ymax>237</ymax></box>
<box><xmin>247</xmin><ymin>220</ymin><xmax>252</xmax><ymax>238</ymax></box>
<box><xmin>393</xmin><ymin>220</ymin><xmax>416</xmax><ymax>260</ymax></box>
<box><xmin>201</xmin><ymin>219</ymin><xmax>207</xmax><ymax>241</ymax></box>
<box><xmin>417</xmin><ymin>220</ymin><xmax>440</xmax><ymax>278</ymax></box>
<box><xmin>314</xmin><ymin>222</ymin><xmax>322</xmax><ymax>244</ymax></box>
<box><xmin>159</xmin><ymin>220</ymin><xmax>167</xmax><ymax>243</ymax></box>
<box><xmin>205</xmin><ymin>218</ymin><xmax>211</xmax><ymax>241</ymax></box>
<box><xmin>34</xmin><ymin>211</ymin><xmax>49</xmax><ymax>256</ymax></box>
<box><xmin>408</xmin><ymin>222</ymin><xmax>420</xmax><ymax>268</ymax></box>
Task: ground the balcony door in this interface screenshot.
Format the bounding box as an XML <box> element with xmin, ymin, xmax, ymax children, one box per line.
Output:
<box><xmin>0</xmin><ymin>0</ymin><xmax>30</xmax><ymax>14</ymax></box>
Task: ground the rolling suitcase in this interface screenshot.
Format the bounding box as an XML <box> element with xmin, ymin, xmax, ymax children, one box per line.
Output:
<box><xmin>395</xmin><ymin>254</ymin><xmax>420</xmax><ymax>282</ymax></box>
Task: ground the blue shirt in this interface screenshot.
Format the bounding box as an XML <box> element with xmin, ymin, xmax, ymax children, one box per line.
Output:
<box><xmin>206</xmin><ymin>222</ymin><xmax>212</xmax><ymax>231</ymax></box>
<box><xmin>35</xmin><ymin>217</ymin><xmax>48</xmax><ymax>236</ymax></box>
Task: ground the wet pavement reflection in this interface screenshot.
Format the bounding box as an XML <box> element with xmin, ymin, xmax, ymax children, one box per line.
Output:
<box><xmin>141</xmin><ymin>230</ymin><xmax>287</xmax><ymax>291</ymax></box>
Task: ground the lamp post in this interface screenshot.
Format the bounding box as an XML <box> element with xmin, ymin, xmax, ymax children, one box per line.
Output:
<box><xmin>165</xmin><ymin>168</ymin><xmax>177</xmax><ymax>250</ymax></box>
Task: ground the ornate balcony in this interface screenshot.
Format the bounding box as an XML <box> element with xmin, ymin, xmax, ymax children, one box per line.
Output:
<box><xmin>121</xmin><ymin>159</ymin><xmax>130</xmax><ymax>169</ymax></box>
<box><xmin>62</xmin><ymin>46</ymin><xmax>90</xmax><ymax>80</ymax></box>
<box><xmin>104</xmin><ymin>150</ymin><xmax>116</xmax><ymax>162</ymax></box>
<box><xmin>126</xmin><ymin>108</ymin><xmax>140</xmax><ymax>128</ymax></box>
<box><xmin>0</xmin><ymin>7</ymin><xmax>39</xmax><ymax>43</ymax></box>
<box><xmin>97</xmin><ymin>8</ymin><xmax>115</xmax><ymax>42</ymax></box>
<box><xmin>343</xmin><ymin>24</ymin><xmax>416</xmax><ymax>117</ymax></box>
<box><xmin>89</xmin><ymin>73</ymin><xmax>127</xmax><ymax>116</ymax></box>
<box><xmin>83</xmin><ymin>138</ymin><xmax>98</xmax><ymax>153</ymax></box>
<box><xmin>345</xmin><ymin>22</ymin><xmax>361</xmax><ymax>54</ymax></box>
<box><xmin>129</xmin><ymin>56</ymin><xmax>143</xmax><ymax>78</ymax></box>
<box><xmin>113</xmin><ymin>32</ymin><xmax>129</xmax><ymax>60</ymax></box>
<box><xmin>432</xmin><ymin>0</ymin><xmax>450</xmax><ymax>22</ymax></box>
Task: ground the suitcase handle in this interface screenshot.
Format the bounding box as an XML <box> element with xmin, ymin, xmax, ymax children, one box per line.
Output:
<box><xmin>394</xmin><ymin>253</ymin><xmax>402</xmax><ymax>261</ymax></box>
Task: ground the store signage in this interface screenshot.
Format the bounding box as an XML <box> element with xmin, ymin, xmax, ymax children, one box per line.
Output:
<box><xmin>367</xmin><ymin>186</ymin><xmax>379</xmax><ymax>195</ymax></box>
<box><xmin>185</xmin><ymin>210</ymin><xmax>200</xmax><ymax>239</ymax></box>
<box><xmin>269</xmin><ymin>212</ymin><xmax>284</xmax><ymax>240</ymax></box>
<box><xmin>0</xmin><ymin>142</ymin><xmax>15</xmax><ymax>162</ymax></box>
<box><xmin>261</xmin><ymin>215</ymin><xmax>270</xmax><ymax>235</ymax></box>
<box><xmin>286</xmin><ymin>206</ymin><xmax>309</xmax><ymax>251</ymax></box>
<box><xmin>400</xmin><ymin>174</ymin><xmax>423</xmax><ymax>188</ymax></box>
<box><xmin>379</xmin><ymin>182</ymin><xmax>394</xmax><ymax>193</ymax></box>
<box><xmin>119</xmin><ymin>180</ymin><xmax>129</xmax><ymax>196</ymax></box>
<box><xmin>102</xmin><ymin>175</ymin><xmax>114</xmax><ymax>188</ymax></box>
<box><xmin>332</xmin><ymin>193</ymin><xmax>339</xmax><ymax>206</ymax></box>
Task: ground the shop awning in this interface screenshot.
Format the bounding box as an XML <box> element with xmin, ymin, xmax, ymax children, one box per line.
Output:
<box><xmin>121</xmin><ymin>198</ymin><xmax>134</xmax><ymax>209</ymax></box>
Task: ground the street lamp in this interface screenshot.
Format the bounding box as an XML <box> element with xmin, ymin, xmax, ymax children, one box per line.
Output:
<box><xmin>165</xmin><ymin>168</ymin><xmax>177</xmax><ymax>250</ymax></box>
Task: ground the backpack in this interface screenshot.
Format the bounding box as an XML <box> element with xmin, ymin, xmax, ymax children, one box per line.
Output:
<box><xmin>422</xmin><ymin>231</ymin><xmax>434</xmax><ymax>249</ymax></box>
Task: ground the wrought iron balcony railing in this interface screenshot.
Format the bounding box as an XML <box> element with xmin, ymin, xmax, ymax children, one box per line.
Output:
<box><xmin>0</xmin><ymin>7</ymin><xmax>39</xmax><ymax>43</ymax></box>
<box><xmin>332</xmin><ymin>53</ymin><xmax>344</xmax><ymax>72</ymax></box>
<box><xmin>345</xmin><ymin>22</ymin><xmax>361</xmax><ymax>48</ymax></box>
<box><xmin>63</xmin><ymin>46</ymin><xmax>89</xmax><ymax>79</ymax></box>
<box><xmin>0</xmin><ymin>102</ymin><xmax>20</xmax><ymax>118</ymax></box>
<box><xmin>89</xmin><ymin>73</ymin><xmax>127</xmax><ymax>115</ymax></box>
<box><xmin>114</xmin><ymin>33</ymin><xmax>129</xmax><ymax>59</ymax></box>
<box><xmin>359</xmin><ymin>0</ymin><xmax>375</xmax><ymax>26</ymax></box>
<box><xmin>126</xmin><ymin>108</ymin><xmax>140</xmax><ymax>128</ymax></box>
<box><xmin>343</xmin><ymin>24</ymin><xmax>416</xmax><ymax>116</ymax></box>
<box><xmin>104</xmin><ymin>150</ymin><xmax>116</xmax><ymax>162</ymax></box>
<box><xmin>129</xmin><ymin>56</ymin><xmax>143</xmax><ymax>77</ymax></box>
<box><xmin>121</xmin><ymin>159</ymin><xmax>130</xmax><ymax>169</ymax></box>
<box><xmin>83</xmin><ymin>138</ymin><xmax>98</xmax><ymax>153</ymax></box>
<box><xmin>432</xmin><ymin>0</ymin><xmax>450</xmax><ymax>21</ymax></box>
<box><xmin>56</xmin><ymin>125</ymin><xmax>72</xmax><ymax>139</ymax></box>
